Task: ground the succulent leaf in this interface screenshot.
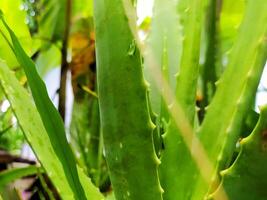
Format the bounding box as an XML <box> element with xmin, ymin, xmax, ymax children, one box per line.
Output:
<box><xmin>93</xmin><ymin>0</ymin><xmax>163</xmax><ymax>199</ymax></box>
<box><xmin>209</xmin><ymin>105</ymin><xmax>267</xmax><ymax>200</ymax></box>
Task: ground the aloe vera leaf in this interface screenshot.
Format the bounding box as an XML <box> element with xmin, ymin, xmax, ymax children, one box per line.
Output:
<box><xmin>175</xmin><ymin>0</ymin><xmax>205</xmax><ymax>122</ymax></box>
<box><xmin>209</xmin><ymin>105</ymin><xmax>267</xmax><ymax>200</ymax></box>
<box><xmin>71</xmin><ymin>97</ymin><xmax>106</xmax><ymax>187</ymax></box>
<box><xmin>0</xmin><ymin>60</ymin><xmax>104</xmax><ymax>200</ymax></box>
<box><xmin>219</xmin><ymin>0</ymin><xmax>245</xmax><ymax>59</ymax></box>
<box><xmin>93</xmin><ymin>0</ymin><xmax>163</xmax><ymax>199</ymax></box>
<box><xmin>144</xmin><ymin>0</ymin><xmax>182</xmax><ymax>116</ymax></box>
<box><xmin>158</xmin><ymin>0</ymin><xmax>205</xmax><ymax>199</ymax></box>
<box><xmin>71</xmin><ymin>99</ymin><xmax>95</xmax><ymax>172</ymax></box>
<box><xmin>0</xmin><ymin>166</ymin><xmax>42</xmax><ymax>189</ymax></box>
<box><xmin>88</xmin><ymin>99</ymin><xmax>105</xmax><ymax>187</ymax></box>
<box><xmin>194</xmin><ymin>0</ymin><xmax>267</xmax><ymax>198</ymax></box>
<box><xmin>240</xmin><ymin>109</ymin><xmax>259</xmax><ymax>138</ymax></box>
<box><xmin>0</xmin><ymin>17</ymin><xmax>88</xmax><ymax>199</ymax></box>
<box><xmin>144</xmin><ymin>0</ymin><xmax>182</xmax><ymax>162</ymax></box>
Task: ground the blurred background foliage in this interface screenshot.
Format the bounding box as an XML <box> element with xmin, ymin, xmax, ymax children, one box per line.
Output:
<box><xmin>0</xmin><ymin>0</ymin><xmax>109</xmax><ymax>198</ymax></box>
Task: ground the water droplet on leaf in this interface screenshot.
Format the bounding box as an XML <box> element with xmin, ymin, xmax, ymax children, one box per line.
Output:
<box><xmin>25</xmin><ymin>17</ymin><xmax>30</xmax><ymax>24</ymax></box>
<box><xmin>30</xmin><ymin>11</ymin><xmax>35</xmax><ymax>16</ymax></box>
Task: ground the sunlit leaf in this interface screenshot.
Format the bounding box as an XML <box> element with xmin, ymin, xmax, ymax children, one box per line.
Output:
<box><xmin>0</xmin><ymin>18</ymin><xmax>104</xmax><ymax>199</ymax></box>
<box><xmin>35</xmin><ymin>44</ymin><xmax>61</xmax><ymax>77</ymax></box>
<box><xmin>0</xmin><ymin>0</ymin><xmax>33</xmax><ymax>67</ymax></box>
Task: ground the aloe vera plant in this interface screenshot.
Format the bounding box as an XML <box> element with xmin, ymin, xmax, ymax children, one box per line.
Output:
<box><xmin>0</xmin><ymin>0</ymin><xmax>266</xmax><ymax>199</ymax></box>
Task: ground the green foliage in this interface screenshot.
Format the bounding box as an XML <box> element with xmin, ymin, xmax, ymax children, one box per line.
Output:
<box><xmin>0</xmin><ymin>60</ymin><xmax>76</xmax><ymax>199</ymax></box>
<box><xmin>0</xmin><ymin>107</ymin><xmax>24</xmax><ymax>153</ymax></box>
<box><xmin>35</xmin><ymin>45</ymin><xmax>61</xmax><ymax>76</ymax></box>
<box><xmin>158</xmin><ymin>0</ymin><xmax>205</xmax><ymax>199</ymax></box>
<box><xmin>37</xmin><ymin>0</ymin><xmax>66</xmax><ymax>45</ymax></box>
<box><xmin>0</xmin><ymin>0</ymin><xmax>266</xmax><ymax>199</ymax></box>
<box><xmin>94</xmin><ymin>0</ymin><xmax>162</xmax><ymax>199</ymax></box>
<box><xmin>1</xmin><ymin>17</ymin><xmax>88</xmax><ymax>199</ymax></box>
<box><xmin>219</xmin><ymin>0</ymin><xmax>245</xmax><ymax>56</ymax></box>
<box><xmin>0</xmin><ymin>0</ymin><xmax>33</xmax><ymax>67</ymax></box>
<box><xmin>194</xmin><ymin>0</ymin><xmax>267</xmax><ymax>198</ymax></box>
<box><xmin>72</xmin><ymin>0</ymin><xmax>93</xmax><ymax>17</ymax></box>
<box><xmin>0</xmin><ymin>60</ymin><xmax>103</xmax><ymax>199</ymax></box>
<box><xmin>210</xmin><ymin>105</ymin><xmax>267</xmax><ymax>200</ymax></box>
<box><xmin>0</xmin><ymin>166</ymin><xmax>42</xmax><ymax>189</ymax></box>
<box><xmin>144</xmin><ymin>0</ymin><xmax>182</xmax><ymax>115</ymax></box>
<box><xmin>70</xmin><ymin>96</ymin><xmax>108</xmax><ymax>189</ymax></box>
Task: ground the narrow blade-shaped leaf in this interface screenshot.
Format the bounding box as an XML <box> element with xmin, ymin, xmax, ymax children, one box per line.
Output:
<box><xmin>0</xmin><ymin>60</ymin><xmax>104</xmax><ymax>199</ymax></box>
<box><xmin>0</xmin><ymin>166</ymin><xmax>42</xmax><ymax>189</ymax></box>
<box><xmin>0</xmin><ymin>16</ymin><xmax>103</xmax><ymax>199</ymax></box>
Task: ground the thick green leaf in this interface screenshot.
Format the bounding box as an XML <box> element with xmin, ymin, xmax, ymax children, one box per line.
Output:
<box><xmin>210</xmin><ymin>105</ymin><xmax>267</xmax><ymax>200</ymax></box>
<box><xmin>0</xmin><ymin>60</ymin><xmax>104</xmax><ymax>199</ymax></box>
<box><xmin>144</xmin><ymin>0</ymin><xmax>182</xmax><ymax>115</ymax></box>
<box><xmin>219</xmin><ymin>0</ymin><xmax>245</xmax><ymax>57</ymax></box>
<box><xmin>159</xmin><ymin>0</ymin><xmax>205</xmax><ymax>199</ymax></box>
<box><xmin>193</xmin><ymin>0</ymin><xmax>267</xmax><ymax>198</ymax></box>
<box><xmin>94</xmin><ymin>0</ymin><xmax>163</xmax><ymax>199</ymax></box>
<box><xmin>0</xmin><ymin>166</ymin><xmax>42</xmax><ymax>189</ymax></box>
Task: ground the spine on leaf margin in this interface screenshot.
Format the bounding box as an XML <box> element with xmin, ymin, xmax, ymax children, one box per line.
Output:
<box><xmin>210</xmin><ymin>105</ymin><xmax>267</xmax><ymax>200</ymax></box>
<box><xmin>159</xmin><ymin>0</ymin><xmax>205</xmax><ymax>199</ymax></box>
<box><xmin>94</xmin><ymin>0</ymin><xmax>163</xmax><ymax>199</ymax></box>
<box><xmin>193</xmin><ymin>0</ymin><xmax>267</xmax><ymax>199</ymax></box>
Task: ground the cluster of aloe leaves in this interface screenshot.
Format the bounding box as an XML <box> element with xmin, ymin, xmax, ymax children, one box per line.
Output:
<box><xmin>0</xmin><ymin>0</ymin><xmax>267</xmax><ymax>199</ymax></box>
